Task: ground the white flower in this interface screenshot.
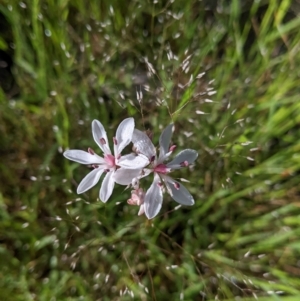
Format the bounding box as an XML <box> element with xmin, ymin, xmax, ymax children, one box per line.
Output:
<box><xmin>64</xmin><ymin>118</ymin><xmax>149</xmax><ymax>203</ymax></box>
<box><xmin>132</xmin><ymin>124</ymin><xmax>198</xmax><ymax>219</ymax></box>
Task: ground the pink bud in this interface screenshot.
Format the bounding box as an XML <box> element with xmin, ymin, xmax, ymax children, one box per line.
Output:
<box><xmin>127</xmin><ymin>199</ymin><xmax>136</xmax><ymax>205</ymax></box>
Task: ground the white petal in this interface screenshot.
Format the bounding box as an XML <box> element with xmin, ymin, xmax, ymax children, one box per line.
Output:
<box><xmin>92</xmin><ymin>120</ymin><xmax>111</xmax><ymax>154</ymax></box>
<box><xmin>132</xmin><ymin>129</ymin><xmax>156</xmax><ymax>159</ymax></box>
<box><xmin>114</xmin><ymin>168</ymin><xmax>142</xmax><ymax>185</ymax></box>
<box><xmin>140</xmin><ymin>168</ymin><xmax>153</xmax><ymax>178</ymax></box>
<box><xmin>99</xmin><ymin>170</ymin><xmax>115</xmax><ymax>202</ymax></box>
<box><xmin>114</xmin><ymin>118</ymin><xmax>134</xmax><ymax>155</ymax></box>
<box><xmin>167</xmin><ymin>149</ymin><xmax>198</xmax><ymax>169</ymax></box>
<box><xmin>118</xmin><ymin>153</ymin><xmax>149</xmax><ymax>169</ymax></box>
<box><xmin>77</xmin><ymin>168</ymin><xmax>104</xmax><ymax>194</ymax></box>
<box><xmin>144</xmin><ymin>174</ymin><xmax>163</xmax><ymax>219</ymax></box>
<box><xmin>64</xmin><ymin>150</ymin><xmax>105</xmax><ymax>165</ymax></box>
<box><xmin>158</xmin><ymin>124</ymin><xmax>174</xmax><ymax>162</ymax></box>
<box><xmin>138</xmin><ymin>204</ymin><xmax>145</xmax><ymax>216</ymax></box>
<box><xmin>164</xmin><ymin>176</ymin><xmax>194</xmax><ymax>206</ymax></box>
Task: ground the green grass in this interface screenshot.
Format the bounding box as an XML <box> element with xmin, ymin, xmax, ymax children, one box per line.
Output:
<box><xmin>1</xmin><ymin>0</ymin><xmax>300</xmax><ymax>300</ymax></box>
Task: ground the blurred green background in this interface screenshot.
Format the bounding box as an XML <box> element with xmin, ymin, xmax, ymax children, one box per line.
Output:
<box><xmin>1</xmin><ymin>0</ymin><xmax>300</xmax><ymax>300</ymax></box>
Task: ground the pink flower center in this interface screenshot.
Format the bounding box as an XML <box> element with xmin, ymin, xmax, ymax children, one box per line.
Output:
<box><xmin>154</xmin><ymin>163</ymin><xmax>169</xmax><ymax>174</ymax></box>
<box><xmin>104</xmin><ymin>154</ymin><xmax>116</xmax><ymax>168</ymax></box>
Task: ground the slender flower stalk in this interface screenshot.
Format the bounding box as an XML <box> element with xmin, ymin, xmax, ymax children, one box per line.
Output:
<box><xmin>132</xmin><ymin>124</ymin><xmax>198</xmax><ymax>219</ymax></box>
<box><xmin>64</xmin><ymin>118</ymin><xmax>149</xmax><ymax>203</ymax></box>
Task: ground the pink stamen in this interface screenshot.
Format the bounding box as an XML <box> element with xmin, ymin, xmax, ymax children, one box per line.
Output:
<box><xmin>113</xmin><ymin>137</ymin><xmax>118</xmax><ymax>145</ymax></box>
<box><xmin>174</xmin><ymin>182</ymin><xmax>180</xmax><ymax>190</ymax></box>
<box><xmin>150</xmin><ymin>155</ymin><xmax>155</xmax><ymax>162</ymax></box>
<box><xmin>180</xmin><ymin>160</ymin><xmax>189</xmax><ymax>167</ymax></box>
<box><xmin>92</xmin><ymin>164</ymin><xmax>99</xmax><ymax>169</ymax></box>
<box><xmin>169</xmin><ymin>145</ymin><xmax>176</xmax><ymax>152</ymax></box>
<box><xmin>157</xmin><ymin>182</ymin><xmax>163</xmax><ymax>187</ymax></box>
<box><xmin>88</xmin><ymin>147</ymin><xmax>95</xmax><ymax>155</ymax></box>
<box><xmin>100</xmin><ymin>138</ymin><xmax>106</xmax><ymax>145</ymax></box>
<box><xmin>154</xmin><ymin>164</ymin><xmax>169</xmax><ymax>174</ymax></box>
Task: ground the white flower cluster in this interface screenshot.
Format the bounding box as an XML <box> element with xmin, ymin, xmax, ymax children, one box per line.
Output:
<box><xmin>64</xmin><ymin>118</ymin><xmax>198</xmax><ymax>219</ymax></box>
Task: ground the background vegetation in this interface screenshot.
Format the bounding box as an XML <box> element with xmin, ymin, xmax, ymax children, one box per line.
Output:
<box><xmin>1</xmin><ymin>0</ymin><xmax>300</xmax><ymax>300</ymax></box>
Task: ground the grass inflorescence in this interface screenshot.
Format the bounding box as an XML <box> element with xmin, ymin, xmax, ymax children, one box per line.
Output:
<box><xmin>1</xmin><ymin>0</ymin><xmax>300</xmax><ymax>300</ymax></box>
